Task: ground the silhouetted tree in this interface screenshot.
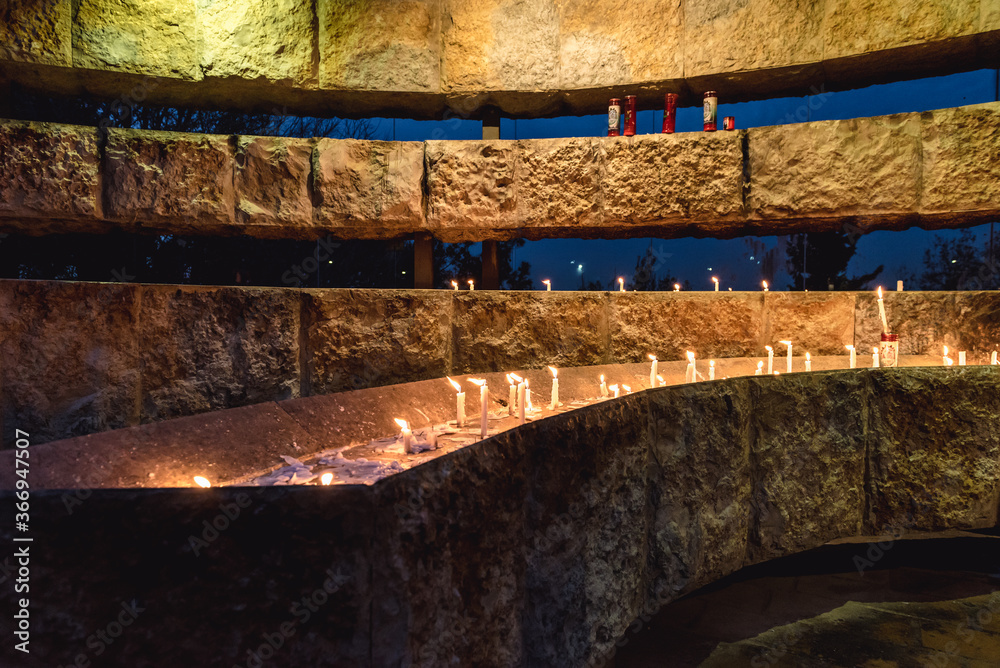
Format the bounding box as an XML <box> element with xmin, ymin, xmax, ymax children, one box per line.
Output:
<box><xmin>785</xmin><ymin>231</ymin><xmax>883</xmax><ymax>290</ymax></box>
<box><xmin>919</xmin><ymin>229</ymin><xmax>994</xmax><ymax>290</ymax></box>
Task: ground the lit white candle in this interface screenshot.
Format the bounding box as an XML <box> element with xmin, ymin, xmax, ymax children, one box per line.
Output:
<box><xmin>542</xmin><ymin>279</ymin><xmax>551</xmax><ymax>291</ymax></box>
<box><xmin>394</xmin><ymin>418</ymin><xmax>413</xmax><ymax>454</ymax></box>
<box><xmin>711</xmin><ymin>276</ymin><xmax>719</xmax><ymax>292</ymax></box>
<box><xmin>648</xmin><ymin>353</ymin><xmax>658</xmax><ymax>389</ymax></box>
<box><xmin>623</xmin><ymin>384</ymin><xmax>632</xmax><ymax>394</ymax></box>
<box><xmin>762</xmin><ymin>280</ymin><xmax>769</xmax><ymax>292</ymax></box>
<box><xmin>447</xmin><ymin>377</ymin><xmax>465</xmax><ymax>427</ymax></box>
<box><xmin>943</xmin><ymin>345</ymin><xmax>949</xmax><ymax>366</ymax></box>
<box><xmin>780</xmin><ymin>340</ymin><xmax>792</xmax><ymax>373</ymax></box>
<box><xmin>451</xmin><ymin>280</ymin><xmax>458</xmax><ymax>291</ymax></box>
<box><xmin>687</xmin><ymin>351</ymin><xmax>698</xmax><ymax>383</ymax></box>
<box><xmin>320</xmin><ymin>472</ymin><xmax>333</xmax><ymax>485</ymax></box>
<box><xmin>467</xmin><ymin>379</ymin><xmax>488</xmax><ymax>439</ymax></box>
<box><xmin>506</xmin><ymin>375</ymin><xmax>516</xmax><ymax>415</ymax></box>
<box><xmin>897</xmin><ymin>280</ymin><xmax>904</xmax><ymax>291</ymax></box>
<box><xmin>673</xmin><ymin>283</ymin><xmax>681</xmax><ymax>292</ymax></box>
<box><xmin>805</xmin><ymin>352</ymin><xmax>812</xmax><ymax>372</ymax></box>
<box><xmin>525</xmin><ymin>379</ymin><xmax>533</xmax><ymax>411</ymax></box>
<box><xmin>548</xmin><ymin>366</ymin><xmax>560</xmax><ymax>409</ymax></box>
<box><xmin>656</xmin><ymin>374</ymin><xmax>665</xmax><ymax>387</ymax></box>
<box><xmin>510</xmin><ymin>373</ymin><xmax>523</xmax><ymax>416</ymax></box>
<box><xmin>992</xmin><ymin>351</ymin><xmax>998</xmax><ymax>365</ymax></box>
<box><xmin>618</xmin><ymin>277</ymin><xmax>625</xmax><ymax>292</ymax></box>
<box><xmin>610</xmin><ymin>384</ymin><xmax>620</xmax><ymax>398</ymax></box>
<box><xmin>518</xmin><ymin>380</ymin><xmax>526</xmax><ymax>425</ymax></box>
<box><xmin>766</xmin><ymin>345</ymin><xmax>774</xmax><ymax>374</ymax></box>
<box><xmin>846</xmin><ymin>345</ymin><xmax>856</xmax><ymax>369</ymax></box>
<box><xmin>755</xmin><ymin>361</ymin><xmax>763</xmax><ymax>376</ymax></box>
<box><xmin>872</xmin><ymin>346</ymin><xmax>880</xmax><ymax>368</ymax></box>
<box><xmin>959</xmin><ymin>351</ymin><xmax>967</xmax><ymax>366</ymax></box>
<box><xmin>468</xmin><ymin>279</ymin><xmax>475</xmax><ymax>291</ymax></box>
<box><xmin>709</xmin><ymin>360</ymin><xmax>715</xmax><ymax>380</ymax></box>
<box><xmin>600</xmin><ymin>374</ymin><xmax>608</xmax><ymax>397</ymax></box>
<box><xmin>876</xmin><ymin>286</ymin><xmax>889</xmax><ymax>334</ymax></box>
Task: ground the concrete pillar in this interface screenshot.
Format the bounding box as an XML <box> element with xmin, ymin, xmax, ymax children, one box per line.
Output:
<box><xmin>414</xmin><ymin>233</ymin><xmax>434</xmax><ymax>289</ymax></box>
<box><xmin>482</xmin><ymin>106</ymin><xmax>500</xmax><ymax>140</ymax></box>
<box><xmin>481</xmin><ymin>240</ymin><xmax>499</xmax><ymax>290</ymax></box>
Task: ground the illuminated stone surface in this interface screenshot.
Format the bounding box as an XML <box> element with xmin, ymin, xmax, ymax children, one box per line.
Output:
<box><xmin>425</xmin><ymin>139</ymin><xmax>519</xmax><ymax>236</ymax></box>
<box><xmin>762</xmin><ymin>292</ymin><xmax>856</xmax><ymax>355</ymax></box>
<box><xmin>0</xmin><ymin>0</ymin><xmax>71</xmax><ymax>66</ymax></box>
<box><xmin>921</xmin><ymin>102</ymin><xmax>1000</xmax><ymax>217</ymax></box>
<box><xmin>518</xmin><ymin>137</ymin><xmax>602</xmax><ymax>231</ymax></box>
<box><xmin>0</xmin><ymin>120</ymin><xmax>101</xmax><ymax>224</ymax></box>
<box><xmin>104</xmin><ymin>128</ymin><xmax>236</xmax><ymax>231</ymax></box>
<box><xmin>234</xmin><ymin>135</ymin><xmax>314</xmax><ymax>233</ymax></box>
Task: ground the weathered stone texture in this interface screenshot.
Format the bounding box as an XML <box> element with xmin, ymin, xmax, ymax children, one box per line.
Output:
<box><xmin>952</xmin><ymin>292</ymin><xmax>1000</xmax><ymax>354</ymax></box>
<box><xmin>0</xmin><ymin>280</ymin><xmax>139</xmax><ymax>447</ymax></box>
<box><xmin>685</xmin><ymin>0</ymin><xmax>824</xmax><ymax>76</ymax></box>
<box><xmin>138</xmin><ymin>285</ymin><xmax>300</xmax><ymax>422</ymax></box>
<box><xmin>854</xmin><ymin>291</ymin><xmax>957</xmax><ymax>355</ymax></box>
<box><xmin>984</xmin><ymin>0</ymin><xmax>1000</xmax><ymax>30</ymax></box>
<box><xmin>72</xmin><ymin>0</ymin><xmax>201</xmax><ymax>80</ymax></box>
<box><xmin>0</xmin><ymin>120</ymin><xmax>101</xmax><ymax>220</ymax></box>
<box><xmin>518</xmin><ymin>137</ymin><xmax>603</xmax><ymax>229</ymax></box>
<box><xmin>647</xmin><ymin>381</ymin><xmax>753</xmax><ymax>598</ymax></box>
<box><xmin>450</xmin><ymin>292</ymin><xmax>608</xmax><ymax>373</ymax></box>
<box><xmin>920</xmin><ymin>103</ymin><xmax>1000</xmax><ymax>214</ymax></box>
<box><xmin>824</xmin><ymin>0</ymin><xmax>980</xmax><ymax>60</ymax></box>
<box><xmin>104</xmin><ymin>128</ymin><xmax>235</xmax><ymax>230</ymax></box>
<box><xmin>0</xmin><ymin>0</ymin><xmax>71</xmax><ymax>66</ymax></box>
<box><xmin>425</xmin><ymin>139</ymin><xmax>519</xmax><ymax>233</ymax></box>
<box><xmin>749</xmin><ymin>113</ymin><xmax>922</xmax><ymax>219</ymax></box>
<box><xmin>603</xmin><ymin>132</ymin><xmax>744</xmax><ymax>227</ymax></box>
<box><xmin>235</xmin><ymin>135</ymin><xmax>313</xmax><ymax>231</ymax></box>
<box><xmin>867</xmin><ymin>368</ymin><xmax>1000</xmax><ymax>531</ymax></box>
<box><xmin>304</xmin><ymin>289</ymin><xmax>451</xmax><ymax>395</ymax></box>
<box><xmin>556</xmin><ymin>0</ymin><xmax>683</xmax><ymax>88</ymax></box>
<box><xmin>319</xmin><ymin>0</ymin><xmax>440</xmax><ymax>92</ymax></box>
<box><xmin>313</xmin><ymin>139</ymin><xmax>424</xmax><ymax>232</ymax></box>
<box><xmin>197</xmin><ymin>0</ymin><xmax>316</xmax><ymax>86</ymax></box>
<box><xmin>610</xmin><ymin>292</ymin><xmax>764</xmax><ymax>361</ymax></box>
<box><xmin>748</xmin><ymin>372</ymin><xmax>867</xmax><ymax>562</ymax></box>
<box><xmin>763</xmin><ymin>292</ymin><xmax>856</xmax><ymax>355</ymax></box>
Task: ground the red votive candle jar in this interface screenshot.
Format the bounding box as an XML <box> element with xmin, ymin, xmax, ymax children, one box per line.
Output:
<box><xmin>879</xmin><ymin>333</ymin><xmax>899</xmax><ymax>368</ymax></box>
<box><xmin>703</xmin><ymin>91</ymin><xmax>718</xmax><ymax>132</ymax></box>
<box><xmin>623</xmin><ymin>95</ymin><xmax>637</xmax><ymax>136</ymax></box>
<box><xmin>608</xmin><ymin>98</ymin><xmax>621</xmax><ymax>137</ymax></box>
<box><xmin>723</xmin><ymin>116</ymin><xmax>735</xmax><ymax>131</ymax></box>
<box><xmin>662</xmin><ymin>93</ymin><xmax>678</xmax><ymax>134</ymax></box>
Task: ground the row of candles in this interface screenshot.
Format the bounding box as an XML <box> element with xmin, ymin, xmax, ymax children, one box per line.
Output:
<box><xmin>448</xmin><ymin>278</ymin><xmax>909</xmax><ymax>293</ymax></box>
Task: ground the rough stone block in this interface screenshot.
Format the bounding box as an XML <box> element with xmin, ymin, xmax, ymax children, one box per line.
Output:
<box><xmin>920</xmin><ymin>102</ymin><xmax>1000</xmax><ymax>215</ymax></box>
<box><xmin>313</xmin><ymin>138</ymin><xmax>425</xmax><ymax>234</ymax></box>
<box><xmin>0</xmin><ymin>0</ymin><xmax>71</xmax><ymax>65</ymax></box>
<box><xmin>72</xmin><ymin>0</ymin><xmax>201</xmax><ymax>80</ymax></box>
<box><xmin>425</xmin><ymin>139</ymin><xmax>519</xmax><ymax>237</ymax></box>
<box><xmin>0</xmin><ymin>279</ymin><xmax>139</xmax><ymax>447</ymax></box>
<box><xmin>450</xmin><ymin>291</ymin><xmax>609</xmax><ymax>373</ymax></box>
<box><xmin>138</xmin><ymin>285</ymin><xmax>300</xmax><ymax>422</ymax></box>
<box><xmin>684</xmin><ymin>0</ymin><xmax>824</xmax><ymax>76</ymax></box>
<box><xmin>867</xmin><ymin>367</ymin><xmax>1000</xmax><ymax>531</ymax></box>
<box><xmin>235</xmin><ymin>135</ymin><xmax>313</xmax><ymax>232</ymax></box>
<box><xmin>952</xmin><ymin>292</ymin><xmax>1000</xmax><ymax>355</ymax></box>
<box><xmin>372</xmin><ymin>434</ymin><xmax>528</xmax><ymax>667</ymax></box>
<box><xmin>854</xmin><ymin>291</ymin><xmax>956</xmax><ymax>355</ymax></box>
<box><xmin>518</xmin><ymin>137</ymin><xmax>603</xmax><ymax>229</ymax></box>
<box><xmin>319</xmin><ymin>0</ymin><xmax>440</xmax><ymax>92</ymax></box>
<box><xmin>441</xmin><ymin>0</ymin><xmax>559</xmax><ymax>93</ymax></box>
<box><xmin>0</xmin><ymin>120</ymin><xmax>101</xmax><ymax>221</ymax></box>
<box><xmin>748</xmin><ymin>372</ymin><xmax>867</xmax><ymax>562</ymax></box>
<box><xmin>197</xmin><ymin>0</ymin><xmax>316</xmax><ymax>86</ymax></box>
<box><xmin>556</xmin><ymin>0</ymin><xmax>683</xmax><ymax>88</ymax></box>
<box><xmin>104</xmin><ymin>128</ymin><xmax>235</xmax><ymax>230</ymax></box>
<box><xmin>749</xmin><ymin>113</ymin><xmax>922</xmax><ymax>219</ymax></box>
<box><xmin>647</xmin><ymin>381</ymin><xmax>753</xmax><ymax>599</ymax></box>
<box><xmin>824</xmin><ymin>0</ymin><xmax>979</xmax><ymax>60</ymax></box>
<box><xmin>304</xmin><ymin>289</ymin><xmax>451</xmax><ymax>395</ymax></box>
<box><xmin>763</xmin><ymin>292</ymin><xmax>856</xmax><ymax>355</ymax></box>
<box><xmin>602</xmin><ymin>133</ymin><xmax>744</xmax><ymax>229</ymax></box>
<box><xmin>610</xmin><ymin>292</ymin><xmax>764</xmax><ymax>362</ymax></box>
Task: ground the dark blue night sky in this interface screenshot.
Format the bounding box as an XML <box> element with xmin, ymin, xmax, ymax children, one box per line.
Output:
<box><xmin>373</xmin><ymin>69</ymin><xmax>999</xmax><ymax>291</ymax></box>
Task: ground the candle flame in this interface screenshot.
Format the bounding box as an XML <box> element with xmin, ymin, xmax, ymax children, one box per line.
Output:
<box><xmin>467</xmin><ymin>378</ymin><xmax>486</xmax><ymax>387</ymax></box>
<box><xmin>877</xmin><ymin>286</ymin><xmax>883</xmax><ymax>299</ymax></box>
<box><xmin>542</xmin><ymin>279</ymin><xmax>551</xmax><ymax>287</ymax></box>
<box><xmin>618</xmin><ymin>277</ymin><xmax>625</xmax><ymax>291</ymax></box>
<box><xmin>806</xmin><ymin>352</ymin><xmax>811</xmax><ymax>360</ymax></box>
<box><xmin>622</xmin><ymin>385</ymin><xmax>631</xmax><ymax>393</ymax></box>
<box><xmin>599</xmin><ymin>374</ymin><xmax>605</xmax><ymax>382</ymax></box>
<box><xmin>648</xmin><ymin>353</ymin><xmax>657</xmax><ymax>361</ymax></box>
<box><xmin>780</xmin><ymin>340</ymin><xmax>791</xmax><ymax>346</ymax></box>
<box><xmin>709</xmin><ymin>360</ymin><xmax>715</xmax><ymax>366</ymax></box>
<box><xmin>321</xmin><ymin>472</ymin><xmax>333</xmax><ymax>486</ymax></box>
<box><xmin>711</xmin><ymin>276</ymin><xmax>718</xmax><ymax>283</ymax></box>
<box><xmin>468</xmin><ymin>279</ymin><xmax>475</xmax><ymax>289</ymax></box>
<box><xmin>451</xmin><ymin>280</ymin><xmax>458</xmax><ymax>289</ymax></box>
<box><xmin>446</xmin><ymin>376</ymin><xmax>462</xmax><ymax>392</ymax></box>
<box><xmin>845</xmin><ymin>345</ymin><xmax>855</xmax><ymax>351</ymax></box>
<box><xmin>762</xmin><ymin>280</ymin><xmax>769</xmax><ymax>290</ymax></box>
<box><xmin>656</xmin><ymin>374</ymin><xmax>664</xmax><ymax>383</ymax></box>
<box><xmin>506</xmin><ymin>374</ymin><xmax>514</xmax><ymax>385</ymax></box>
<box><xmin>609</xmin><ymin>384</ymin><xmax>619</xmax><ymax>392</ymax></box>
<box><xmin>765</xmin><ymin>345</ymin><xmax>773</xmax><ymax>352</ymax></box>
<box><xmin>673</xmin><ymin>283</ymin><xmax>680</xmax><ymax>291</ymax></box>
<box><xmin>510</xmin><ymin>373</ymin><xmax>523</xmax><ymax>383</ymax></box>
<box><xmin>548</xmin><ymin>366</ymin><xmax>558</xmax><ymax>378</ymax></box>
<box><xmin>193</xmin><ymin>476</ymin><xmax>211</xmax><ymax>488</ymax></box>
<box><xmin>943</xmin><ymin>345</ymin><xmax>949</xmax><ymax>355</ymax></box>
<box><xmin>756</xmin><ymin>361</ymin><xmax>764</xmax><ymax>369</ymax></box>
<box><xmin>873</xmin><ymin>346</ymin><xmax>879</xmax><ymax>353</ymax></box>
<box><xmin>394</xmin><ymin>418</ymin><xmax>409</xmax><ymax>430</ymax></box>
<box><xmin>686</xmin><ymin>351</ymin><xmax>695</xmax><ymax>361</ymax></box>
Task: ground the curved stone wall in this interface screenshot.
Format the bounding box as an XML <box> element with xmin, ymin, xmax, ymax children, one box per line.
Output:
<box><xmin>1</xmin><ymin>102</ymin><xmax>998</xmax><ymax>242</ymax></box>
<box><xmin>0</xmin><ymin>0</ymin><xmax>998</xmax><ymax>118</ymax></box>
<box><xmin>5</xmin><ymin>278</ymin><xmax>1000</xmax><ymax>448</ymax></box>
<box><xmin>0</xmin><ymin>368</ymin><xmax>997</xmax><ymax>666</ymax></box>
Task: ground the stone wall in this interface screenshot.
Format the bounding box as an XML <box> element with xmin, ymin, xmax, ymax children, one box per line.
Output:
<box><xmin>0</xmin><ymin>0</ymin><xmax>997</xmax><ymax>118</ymax></box>
<box><xmin>3</xmin><ymin>278</ymin><xmax>999</xmax><ymax>447</ymax></box>
<box><xmin>0</xmin><ymin>367</ymin><xmax>996</xmax><ymax>667</ymax></box>
<box><xmin>1</xmin><ymin>103</ymin><xmax>999</xmax><ymax>242</ymax></box>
